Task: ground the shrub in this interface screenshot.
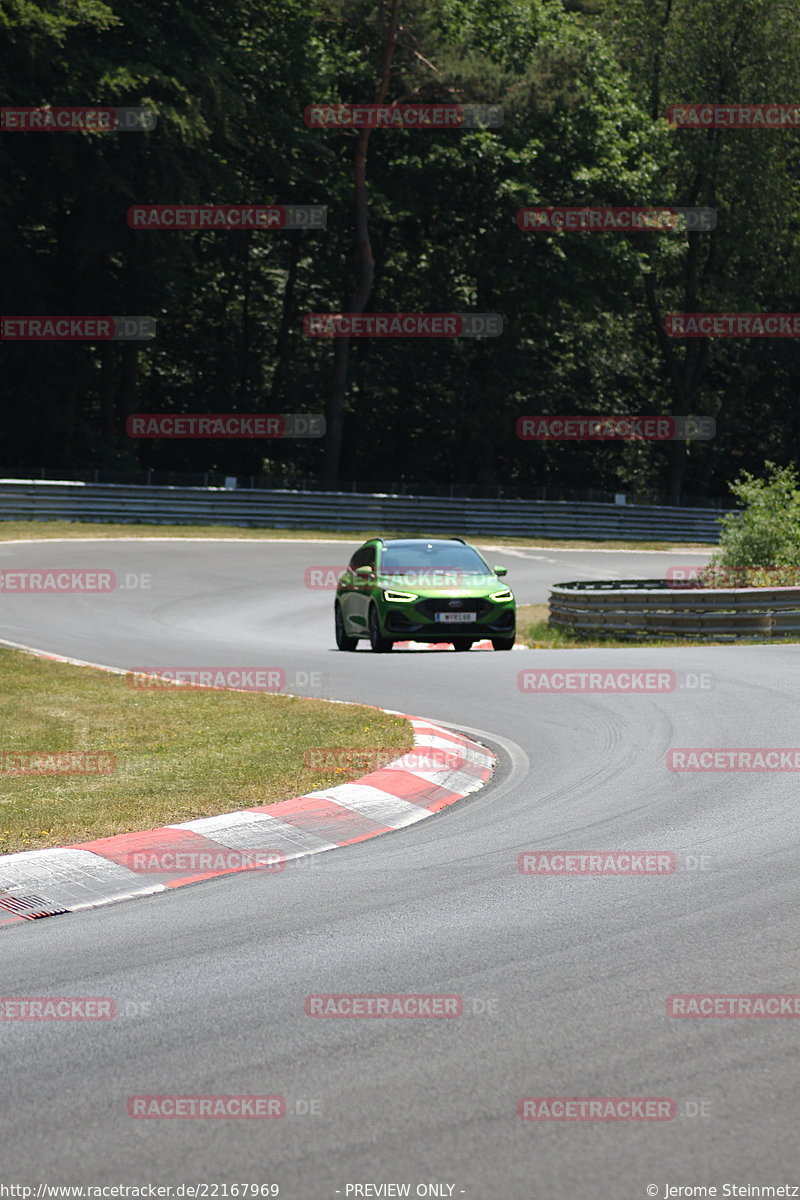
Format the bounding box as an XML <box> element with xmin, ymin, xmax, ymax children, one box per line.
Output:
<box><xmin>708</xmin><ymin>463</ymin><xmax>800</xmax><ymax>583</ymax></box>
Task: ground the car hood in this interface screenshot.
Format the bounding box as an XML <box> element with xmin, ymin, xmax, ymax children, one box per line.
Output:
<box><xmin>377</xmin><ymin>572</ymin><xmax>512</xmax><ymax>597</ymax></box>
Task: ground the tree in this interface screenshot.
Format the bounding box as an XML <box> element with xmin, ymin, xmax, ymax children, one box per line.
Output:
<box><xmin>601</xmin><ymin>0</ymin><xmax>800</xmax><ymax>503</ymax></box>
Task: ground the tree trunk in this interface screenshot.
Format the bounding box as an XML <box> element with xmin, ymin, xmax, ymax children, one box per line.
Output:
<box><xmin>643</xmin><ymin>225</ymin><xmax>710</xmax><ymax>506</ymax></box>
<box><xmin>100</xmin><ymin>344</ymin><xmax>116</xmax><ymax>439</ymax></box>
<box><xmin>269</xmin><ymin>237</ymin><xmax>301</xmax><ymax>405</ymax></box>
<box><xmin>323</xmin><ymin>0</ymin><xmax>401</xmax><ymax>485</ymax></box>
<box><xmin>120</xmin><ymin>342</ymin><xmax>140</xmax><ymax>421</ymax></box>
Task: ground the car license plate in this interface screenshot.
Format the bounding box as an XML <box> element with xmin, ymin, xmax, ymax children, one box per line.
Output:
<box><xmin>435</xmin><ymin>612</ymin><xmax>475</xmax><ymax>623</ymax></box>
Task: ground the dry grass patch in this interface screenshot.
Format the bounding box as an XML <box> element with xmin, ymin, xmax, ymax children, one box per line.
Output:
<box><xmin>0</xmin><ymin>648</ymin><xmax>412</xmax><ymax>854</ymax></box>
<box><xmin>0</xmin><ymin>520</ymin><xmax>715</xmax><ymax>553</ymax></box>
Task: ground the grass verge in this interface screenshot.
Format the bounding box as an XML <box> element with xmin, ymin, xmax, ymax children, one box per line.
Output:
<box><xmin>0</xmin><ymin>519</ymin><xmax>715</xmax><ymax>553</ymax></box>
<box><xmin>0</xmin><ymin>648</ymin><xmax>412</xmax><ymax>855</ymax></box>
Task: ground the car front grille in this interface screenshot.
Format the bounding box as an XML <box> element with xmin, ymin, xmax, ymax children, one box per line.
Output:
<box><xmin>415</xmin><ymin>598</ymin><xmax>494</xmax><ymax>620</ymax></box>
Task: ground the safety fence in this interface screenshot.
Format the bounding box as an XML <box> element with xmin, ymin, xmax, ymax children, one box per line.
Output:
<box><xmin>0</xmin><ymin>480</ymin><xmax>732</xmax><ymax>542</ymax></box>
<box><xmin>549</xmin><ymin>579</ymin><xmax>800</xmax><ymax>640</ymax></box>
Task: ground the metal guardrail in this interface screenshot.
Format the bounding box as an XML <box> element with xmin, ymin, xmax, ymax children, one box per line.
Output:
<box><xmin>2</xmin><ymin>467</ymin><xmax>731</xmax><ymax>508</ymax></box>
<box><xmin>549</xmin><ymin>579</ymin><xmax>800</xmax><ymax>639</ymax></box>
<box><xmin>0</xmin><ymin>480</ymin><xmax>731</xmax><ymax>542</ymax></box>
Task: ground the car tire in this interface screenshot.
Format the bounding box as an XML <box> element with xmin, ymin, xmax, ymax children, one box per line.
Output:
<box><xmin>492</xmin><ymin>636</ymin><xmax>515</xmax><ymax>651</ymax></box>
<box><xmin>335</xmin><ymin>602</ymin><xmax>358</xmax><ymax>651</ymax></box>
<box><xmin>453</xmin><ymin>640</ymin><xmax>473</xmax><ymax>651</ymax></box>
<box><xmin>368</xmin><ymin>604</ymin><xmax>393</xmax><ymax>653</ymax></box>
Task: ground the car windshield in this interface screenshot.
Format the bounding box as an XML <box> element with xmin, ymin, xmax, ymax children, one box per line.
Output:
<box><xmin>379</xmin><ymin>542</ymin><xmax>490</xmax><ymax>575</ymax></box>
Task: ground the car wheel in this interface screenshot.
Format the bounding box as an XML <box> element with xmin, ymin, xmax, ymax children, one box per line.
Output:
<box><xmin>368</xmin><ymin>604</ymin><xmax>393</xmax><ymax>653</ymax></box>
<box><xmin>335</xmin><ymin>602</ymin><xmax>358</xmax><ymax>651</ymax></box>
<box><xmin>492</xmin><ymin>636</ymin><xmax>515</xmax><ymax>651</ymax></box>
<box><xmin>453</xmin><ymin>640</ymin><xmax>473</xmax><ymax>651</ymax></box>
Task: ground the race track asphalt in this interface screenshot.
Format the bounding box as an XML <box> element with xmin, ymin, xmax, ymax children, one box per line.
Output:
<box><xmin>2</xmin><ymin>537</ymin><xmax>798</xmax><ymax>1199</ymax></box>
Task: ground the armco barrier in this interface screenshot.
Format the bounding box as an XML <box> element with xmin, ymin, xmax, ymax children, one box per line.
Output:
<box><xmin>0</xmin><ymin>480</ymin><xmax>731</xmax><ymax>542</ymax></box>
<box><xmin>549</xmin><ymin>579</ymin><xmax>800</xmax><ymax>640</ymax></box>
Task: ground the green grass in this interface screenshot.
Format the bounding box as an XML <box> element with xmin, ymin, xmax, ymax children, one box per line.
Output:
<box><xmin>0</xmin><ymin>648</ymin><xmax>412</xmax><ymax>855</ymax></box>
<box><xmin>517</xmin><ymin>604</ymin><xmax>800</xmax><ymax>648</ymax></box>
<box><xmin>0</xmin><ymin>519</ymin><xmax>716</xmax><ymax>553</ymax></box>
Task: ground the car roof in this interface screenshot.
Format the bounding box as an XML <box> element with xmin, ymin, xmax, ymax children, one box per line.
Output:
<box><xmin>377</xmin><ymin>538</ymin><xmax>467</xmax><ymax>547</ymax></box>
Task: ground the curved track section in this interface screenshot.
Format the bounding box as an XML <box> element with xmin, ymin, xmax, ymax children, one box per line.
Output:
<box><xmin>3</xmin><ymin>538</ymin><xmax>799</xmax><ymax>1197</ymax></box>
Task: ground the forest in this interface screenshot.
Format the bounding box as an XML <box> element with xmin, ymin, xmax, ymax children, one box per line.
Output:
<box><xmin>2</xmin><ymin>0</ymin><xmax>799</xmax><ymax>505</ymax></box>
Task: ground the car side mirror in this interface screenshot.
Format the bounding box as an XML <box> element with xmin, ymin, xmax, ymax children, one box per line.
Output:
<box><xmin>494</xmin><ymin>566</ymin><xmax>508</xmax><ymax>577</ymax></box>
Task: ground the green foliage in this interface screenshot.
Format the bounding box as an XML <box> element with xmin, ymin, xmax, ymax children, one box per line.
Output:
<box><xmin>712</xmin><ymin>463</ymin><xmax>800</xmax><ymax>570</ymax></box>
<box><xmin>2</xmin><ymin>0</ymin><xmax>800</xmax><ymax>499</ymax></box>
<box><xmin>600</xmin><ymin>0</ymin><xmax>800</xmax><ymax>500</ymax></box>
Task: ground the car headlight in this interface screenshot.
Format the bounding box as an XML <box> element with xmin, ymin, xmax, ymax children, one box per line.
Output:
<box><xmin>384</xmin><ymin>589</ymin><xmax>419</xmax><ymax>602</ymax></box>
<box><xmin>489</xmin><ymin>589</ymin><xmax>514</xmax><ymax>602</ymax></box>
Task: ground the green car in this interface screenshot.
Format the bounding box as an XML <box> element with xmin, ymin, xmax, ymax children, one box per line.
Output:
<box><xmin>334</xmin><ymin>537</ymin><xmax>516</xmax><ymax>652</ymax></box>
